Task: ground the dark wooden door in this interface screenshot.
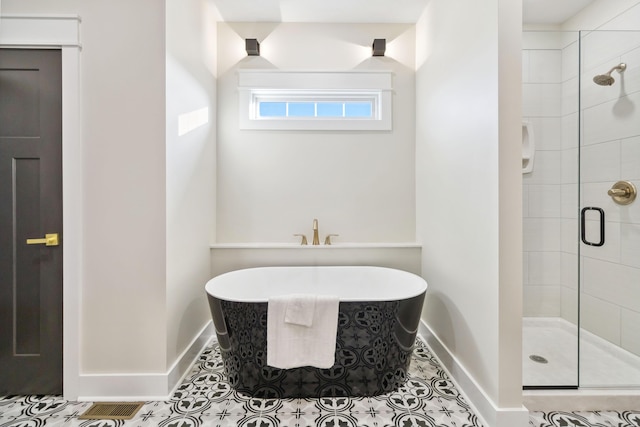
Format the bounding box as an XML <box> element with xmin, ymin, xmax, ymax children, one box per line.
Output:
<box><xmin>0</xmin><ymin>49</ymin><xmax>63</xmax><ymax>395</ymax></box>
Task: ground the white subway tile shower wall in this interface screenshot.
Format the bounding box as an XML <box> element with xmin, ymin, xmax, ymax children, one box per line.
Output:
<box><xmin>530</xmin><ymin>50</ymin><xmax>562</xmax><ymax>83</ymax></box>
<box><xmin>582</xmin><ymin>92</ymin><xmax>640</xmax><ymax>146</ymax></box>
<box><xmin>621</xmin><ymin>308</ymin><xmax>640</xmax><ymax>357</ymax></box>
<box><xmin>523</xmin><ymin>36</ymin><xmax>568</xmax><ymax>319</ymax></box>
<box><xmin>524</xmin><ymin>29</ymin><xmax>640</xmax><ymax>367</ymax></box>
<box><xmin>561</xmin><ymin>112</ymin><xmax>578</xmax><ymax>150</ymax></box>
<box><xmin>524</xmin><ymin>218</ymin><xmax>562</xmax><ymax>252</ymax></box>
<box><xmin>561</xmin><ymin>287</ymin><xmax>578</xmax><ymax>323</ymax></box>
<box><xmin>581</xmin><ymin>293</ymin><xmax>622</xmax><ymax>346</ymax></box>
<box><xmin>561</xmin><ymin>76</ymin><xmax>579</xmax><ymax>116</ymax></box>
<box><xmin>529</xmin><ymin>185</ymin><xmax>563</xmax><ymax>218</ymax></box>
<box><xmin>529</xmin><ymin>117</ymin><xmax>562</xmax><ymax>150</ymax></box>
<box><xmin>561</xmin><ymin>183</ymin><xmax>579</xmax><ymax>218</ymax></box>
<box><xmin>562</xmin><ymin>42</ymin><xmax>579</xmax><ymax>81</ymax></box>
<box><xmin>525</xmin><ymin>151</ymin><xmax>563</xmax><ymax>185</ymax></box>
<box><xmin>583</xmin><ymin>258</ymin><xmax>640</xmax><ymax>312</ymax></box>
<box><xmin>561</xmin><ymin>148</ymin><xmax>579</xmax><ymax>185</ymax></box>
<box><xmin>528</xmin><ymin>251</ymin><xmax>562</xmax><ymax>285</ymax></box>
<box><xmin>580</xmin><ymin>31</ymin><xmax>640</xmax><ymax>74</ymax></box>
<box><xmin>522</xmin><ymin>83</ymin><xmax>563</xmax><ymax>117</ymax></box>
<box><xmin>621</xmin><ymin>136</ymin><xmax>640</xmax><ymax>179</ymax></box>
<box><xmin>559</xmin><ymin>37</ymin><xmax>580</xmax><ymax>329</ymax></box>
<box><xmin>621</xmin><ymin>223</ymin><xmax>640</xmax><ymax>269</ymax></box>
<box><xmin>524</xmin><ymin>286</ymin><xmax>562</xmax><ymax>317</ymax></box>
<box><xmin>578</xmin><ymin>29</ymin><xmax>640</xmax><ymax>363</ymax></box>
<box><xmin>561</xmin><ymin>218</ymin><xmax>579</xmax><ymax>255</ymax></box>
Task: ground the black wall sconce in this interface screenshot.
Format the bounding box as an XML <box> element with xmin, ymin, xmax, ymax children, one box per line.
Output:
<box><xmin>246</xmin><ymin>39</ymin><xmax>260</xmax><ymax>56</ymax></box>
<box><xmin>372</xmin><ymin>39</ymin><xmax>386</xmax><ymax>57</ymax></box>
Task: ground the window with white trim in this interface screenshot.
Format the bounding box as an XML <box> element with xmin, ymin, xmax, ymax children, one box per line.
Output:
<box><xmin>252</xmin><ymin>90</ymin><xmax>380</xmax><ymax>120</ymax></box>
<box><xmin>238</xmin><ymin>71</ymin><xmax>392</xmax><ymax>131</ymax></box>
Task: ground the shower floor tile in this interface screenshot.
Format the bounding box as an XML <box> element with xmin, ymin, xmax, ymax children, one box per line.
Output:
<box><xmin>523</xmin><ymin>317</ymin><xmax>640</xmax><ymax>387</ymax></box>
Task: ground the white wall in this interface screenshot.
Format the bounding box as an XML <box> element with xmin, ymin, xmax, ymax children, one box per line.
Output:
<box><xmin>165</xmin><ymin>0</ymin><xmax>217</xmax><ymax>369</ymax></box>
<box><xmin>216</xmin><ymin>22</ymin><xmax>416</xmax><ymax>244</ymax></box>
<box><xmin>75</xmin><ymin>0</ymin><xmax>169</xmax><ymax>374</ymax></box>
<box><xmin>416</xmin><ymin>0</ymin><xmax>526</xmax><ymax>425</ymax></box>
<box><xmin>2</xmin><ymin>0</ymin><xmax>217</xmax><ymax>396</ymax></box>
<box><xmin>210</xmin><ymin>245</ymin><xmax>421</xmax><ymax>277</ymax></box>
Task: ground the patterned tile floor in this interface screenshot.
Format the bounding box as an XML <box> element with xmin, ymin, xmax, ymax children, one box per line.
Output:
<box><xmin>0</xmin><ymin>339</ymin><xmax>481</xmax><ymax>427</ymax></box>
<box><xmin>0</xmin><ymin>339</ymin><xmax>637</xmax><ymax>427</ymax></box>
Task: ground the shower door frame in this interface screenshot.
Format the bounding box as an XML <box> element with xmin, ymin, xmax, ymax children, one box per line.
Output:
<box><xmin>522</xmin><ymin>30</ymin><xmax>582</xmax><ymax>390</ymax></box>
<box><xmin>577</xmin><ymin>29</ymin><xmax>640</xmax><ymax>390</ymax></box>
<box><xmin>523</xmin><ymin>28</ymin><xmax>640</xmax><ymax>391</ymax></box>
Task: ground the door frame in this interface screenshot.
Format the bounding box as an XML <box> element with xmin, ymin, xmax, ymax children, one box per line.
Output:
<box><xmin>1</xmin><ymin>14</ymin><xmax>82</xmax><ymax>400</ymax></box>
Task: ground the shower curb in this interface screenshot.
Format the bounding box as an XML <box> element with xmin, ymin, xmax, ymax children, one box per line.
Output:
<box><xmin>524</xmin><ymin>389</ymin><xmax>640</xmax><ymax>411</ymax></box>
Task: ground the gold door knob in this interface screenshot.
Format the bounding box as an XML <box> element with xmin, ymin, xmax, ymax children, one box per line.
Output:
<box><xmin>26</xmin><ymin>233</ymin><xmax>60</xmax><ymax>246</ymax></box>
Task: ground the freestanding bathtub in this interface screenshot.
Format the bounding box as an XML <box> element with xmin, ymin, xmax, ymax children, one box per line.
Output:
<box><xmin>205</xmin><ymin>266</ymin><xmax>427</xmax><ymax>398</ymax></box>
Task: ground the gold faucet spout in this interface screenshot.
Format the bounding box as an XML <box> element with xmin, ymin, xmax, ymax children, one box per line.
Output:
<box><xmin>312</xmin><ymin>219</ymin><xmax>319</xmax><ymax>245</ymax></box>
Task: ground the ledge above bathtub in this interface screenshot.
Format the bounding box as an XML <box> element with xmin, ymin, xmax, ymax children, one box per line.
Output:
<box><xmin>210</xmin><ymin>242</ymin><xmax>422</xmax><ymax>249</ymax></box>
<box><xmin>210</xmin><ymin>243</ymin><xmax>422</xmax><ymax>276</ymax></box>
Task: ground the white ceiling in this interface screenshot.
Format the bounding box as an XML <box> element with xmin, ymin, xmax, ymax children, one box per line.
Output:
<box><xmin>210</xmin><ymin>0</ymin><xmax>597</xmax><ymax>25</ymax></box>
<box><xmin>523</xmin><ymin>0</ymin><xmax>597</xmax><ymax>24</ymax></box>
<box><xmin>210</xmin><ymin>0</ymin><xmax>431</xmax><ymax>23</ymax></box>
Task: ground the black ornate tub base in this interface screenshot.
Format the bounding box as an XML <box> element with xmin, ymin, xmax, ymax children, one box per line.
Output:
<box><xmin>207</xmin><ymin>294</ymin><xmax>425</xmax><ymax>398</ymax></box>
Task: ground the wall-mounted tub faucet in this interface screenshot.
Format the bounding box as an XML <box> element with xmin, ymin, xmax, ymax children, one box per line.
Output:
<box><xmin>312</xmin><ymin>219</ymin><xmax>320</xmax><ymax>245</ymax></box>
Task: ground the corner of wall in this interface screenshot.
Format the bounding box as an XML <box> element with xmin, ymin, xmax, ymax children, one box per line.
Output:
<box><xmin>415</xmin><ymin>0</ymin><xmax>525</xmax><ymax>424</ymax></box>
<box><xmin>419</xmin><ymin>322</ymin><xmax>530</xmax><ymax>427</ymax></box>
<box><xmin>165</xmin><ymin>0</ymin><xmax>218</xmax><ymax>371</ymax></box>
<box><xmin>77</xmin><ymin>321</ymin><xmax>214</xmax><ymax>401</ymax></box>
<box><xmin>498</xmin><ymin>0</ymin><xmax>525</xmax><ymax>408</ymax></box>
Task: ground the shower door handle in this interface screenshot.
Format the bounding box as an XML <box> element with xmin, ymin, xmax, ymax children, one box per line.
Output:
<box><xmin>581</xmin><ymin>207</ymin><xmax>605</xmax><ymax>247</ymax></box>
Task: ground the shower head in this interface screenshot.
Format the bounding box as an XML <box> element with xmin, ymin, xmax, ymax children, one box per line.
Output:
<box><xmin>593</xmin><ymin>63</ymin><xmax>627</xmax><ymax>86</ymax></box>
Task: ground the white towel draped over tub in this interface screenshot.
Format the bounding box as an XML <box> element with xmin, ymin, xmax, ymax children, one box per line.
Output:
<box><xmin>283</xmin><ymin>293</ymin><xmax>316</xmax><ymax>327</ymax></box>
<box><xmin>267</xmin><ymin>294</ymin><xmax>339</xmax><ymax>369</ymax></box>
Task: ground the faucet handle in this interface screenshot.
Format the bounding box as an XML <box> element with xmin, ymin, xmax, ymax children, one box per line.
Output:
<box><xmin>293</xmin><ymin>234</ymin><xmax>308</xmax><ymax>245</ymax></box>
<box><xmin>324</xmin><ymin>234</ymin><xmax>339</xmax><ymax>245</ymax></box>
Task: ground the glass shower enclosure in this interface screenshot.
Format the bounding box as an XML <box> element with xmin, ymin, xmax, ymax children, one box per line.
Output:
<box><xmin>522</xmin><ymin>30</ymin><xmax>640</xmax><ymax>388</ymax></box>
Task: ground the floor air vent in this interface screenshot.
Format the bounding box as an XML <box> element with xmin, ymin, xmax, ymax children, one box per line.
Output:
<box><xmin>79</xmin><ymin>402</ymin><xmax>144</xmax><ymax>420</ymax></box>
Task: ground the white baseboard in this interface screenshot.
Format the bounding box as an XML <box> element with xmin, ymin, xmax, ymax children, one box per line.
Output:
<box><xmin>167</xmin><ymin>321</ymin><xmax>215</xmax><ymax>394</ymax></box>
<box><xmin>75</xmin><ymin>317</ymin><xmax>531</xmax><ymax>425</ymax></box>
<box><xmin>77</xmin><ymin>321</ymin><xmax>214</xmax><ymax>401</ymax></box>
<box><xmin>418</xmin><ymin>320</ymin><xmax>529</xmax><ymax>427</ymax></box>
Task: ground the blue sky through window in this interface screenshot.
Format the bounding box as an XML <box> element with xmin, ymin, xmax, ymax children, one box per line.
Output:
<box><xmin>257</xmin><ymin>100</ymin><xmax>374</xmax><ymax>119</ymax></box>
<box><xmin>317</xmin><ymin>102</ymin><xmax>343</xmax><ymax>117</ymax></box>
<box><xmin>344</xmin><ymin>102</ymin><xmax>372</xmax><ymax>117</ymax></box>
<box><xmin>259</xmin><ymin>102</ymin><xmax>286</xmax><ymax>117</ymax></box>
<box><xmin>288</xmin><ymin>102</ymin><xmax>315</xmax><ymax>117</ymax></box>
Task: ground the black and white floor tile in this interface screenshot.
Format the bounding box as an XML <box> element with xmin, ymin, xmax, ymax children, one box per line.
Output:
<box><xmin>0</xmin><ymin>339</ymin><xmax>636</xmax><ymax>427</ymax></box>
